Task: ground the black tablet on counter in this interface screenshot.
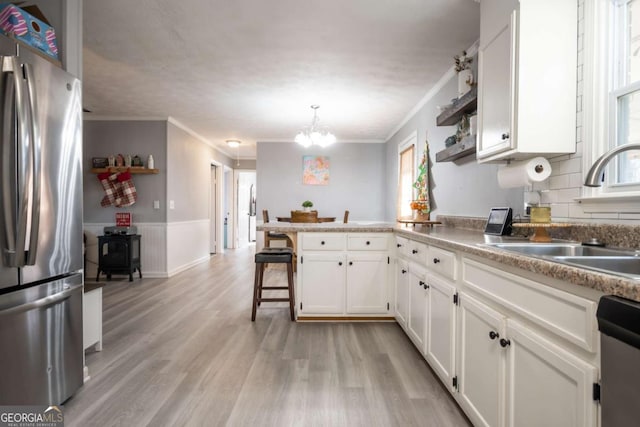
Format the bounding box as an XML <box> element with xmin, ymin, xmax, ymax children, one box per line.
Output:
<box><xmin>484</xmin><ymin>207</ymin><xmax>513</xmax><ymax>235</ymax></box>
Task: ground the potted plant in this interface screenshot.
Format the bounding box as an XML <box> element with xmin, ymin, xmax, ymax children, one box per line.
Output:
<box><xmin>302</xmin><ymin>200</ymin><xmax>313</xmax><ymax>212</ymax></box>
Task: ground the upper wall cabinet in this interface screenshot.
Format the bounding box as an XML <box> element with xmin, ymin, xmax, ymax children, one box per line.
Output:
<box><xmin>476</xmin><ymin>0</ymin><xmax>577</xmax><ymax>163</ymax></box>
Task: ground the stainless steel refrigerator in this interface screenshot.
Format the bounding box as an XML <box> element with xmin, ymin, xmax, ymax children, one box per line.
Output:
<box><xmin>0</xmin><ymin>35</ymin><xmax>84</xmax><ymax>405</ymax></box>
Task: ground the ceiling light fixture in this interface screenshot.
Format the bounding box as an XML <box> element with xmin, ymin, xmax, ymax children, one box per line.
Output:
<box><xmin>295</xmin><ymin>105</ymin><xmax>336</xmax><ymax>148</ymax></box>
<box><xmin>226</xmin><ymin>140</ymin><xmax>241</xmax><ymax>166</ymax></box>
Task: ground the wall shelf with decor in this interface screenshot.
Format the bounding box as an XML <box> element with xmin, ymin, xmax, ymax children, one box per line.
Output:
<box><xmin>90</xmin><ymin>167</ymin><xmax>159</xmax><ymax>174</ymax></box>
<box><xmin>435</xmin><ymin>136</ymin><xmax>476</xmax><ymax>162</ymax></box>
<box><xmin>436</xmin><ymin>86</ymin><xmax>477</xmax><ymax>126</ymax></box>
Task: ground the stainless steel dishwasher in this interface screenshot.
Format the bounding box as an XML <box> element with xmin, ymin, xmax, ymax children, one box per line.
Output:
<box><xmin>596</xmin><ymin>295</ymin><xmax>640</xmax><ymax>427</ymax></box>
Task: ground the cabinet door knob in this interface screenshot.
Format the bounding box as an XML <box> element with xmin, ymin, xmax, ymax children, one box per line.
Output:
<box><xmin>338</xmin><ymin>262</ymin><xmax>343</xmax><ymax>266</ymax></box>
<box><xmin>348</xmin><ymin>261</ymin><xmax>353</xmax><ymax>266</ymax></box>
<box><xmin>401</xmin><ymin>269</ymin><xmax>407</xmax><ymax>274</ymax></box>
<box><xmin>433</xmin><ymin>258</ymin><xmax>440</xmax><ymax>264</ymax></box>
<box><xmin>501</xmin><ymin>132</ymin><xmax>510</xmax><ymax>140</ymax></box>
<box><xmin>423</xmin><ymin>283</ymin><xmax>429</xmax><ymax>290</ymax></box>
<box><xmin>366</xmin><ymin>241</ymin><xmax>371</xmax><ymax>245</ymax></box>
<box><xmin>489</xmin><ymin>331</ymin><xmax>499</xmax><ymax>340</ymax></box>
<box><xmin>499</xmin><ymin>338</ymin><xmax>511</xmax><ymax>348</ymax></box>
<box><xmin>419</xmin><ymin>280</ymin><xmax>425</xmax><ymax>287</ymax></box>
<box><xmin>412</xmin><ymin>249</ymin><xmax>418</xmax><ymax>254</ymax></box>
<box><xmin>321</xmin><ymin>241</ymin><xmax>325</xmax><ymax>245</ymax></box>
<box><xmin>397</xmin><ymin>243</ymin><xmax>402</xmax><ymax>248</ymax></box>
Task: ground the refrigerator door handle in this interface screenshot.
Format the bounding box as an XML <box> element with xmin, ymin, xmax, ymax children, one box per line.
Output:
<box><xmin>23</xmin><ymin>62</ymin><xmax>40</xmax><ymax>265</ymax></box>
<box><xmin>1</xmin><ymin>56</ymin><xmax>30</xmax><ymax>267</ymax></box>
<box><xmin>0</xmin><ymin>283</ymin><xmax>82</xmax><ymax>317</ymax></box>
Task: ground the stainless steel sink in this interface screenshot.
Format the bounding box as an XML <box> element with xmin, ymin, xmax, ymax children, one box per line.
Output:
<box><xmin>553</xmin><ymin>256</ymin><xmax>640</xmax><ymax>280</ymax></box>
<box><xmin>482</xmin><ymin>243</ymin><xmax>634</xmax><ymax>257</ymax></box>
<box><xmin>480</xmin><ymin>242</ymin><xmax>640</xmax><ymax>279</ymax></box>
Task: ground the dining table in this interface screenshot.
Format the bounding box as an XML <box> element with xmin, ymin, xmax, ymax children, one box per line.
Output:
<box><xmin>276</xmin><ymin>216</ymin><xmax>336</xmax><ymax>223</ymax></box>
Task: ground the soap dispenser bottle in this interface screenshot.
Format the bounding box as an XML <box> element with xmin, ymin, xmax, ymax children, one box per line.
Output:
<box><xmin>147</xmin><ymin>154</ymin><xmax>154</xmax><ymax>169</ymax></box>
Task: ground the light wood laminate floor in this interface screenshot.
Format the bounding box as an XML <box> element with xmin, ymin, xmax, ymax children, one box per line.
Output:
<box><xmin>64</xmin><ymin>247</ymin><xmax>470</xmax><ymax>427</ymax></box>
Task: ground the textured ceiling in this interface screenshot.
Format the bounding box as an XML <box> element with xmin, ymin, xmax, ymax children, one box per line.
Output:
<box><xmin>83</xmin><ymin>0</ymin><xmax>480</xmax><ymax>159</ymax></box>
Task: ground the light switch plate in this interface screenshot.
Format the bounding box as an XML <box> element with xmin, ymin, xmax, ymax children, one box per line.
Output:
<box><xmin>169</xmin><ymin>200</ymin><xmax>175</xmax><ymax>209</ymax></box>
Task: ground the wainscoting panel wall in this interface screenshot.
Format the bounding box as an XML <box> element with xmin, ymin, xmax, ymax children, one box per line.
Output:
<box><xmin>166</xmin><ymin>219</ymin><xmax>211</xmax><ymax>276</ymax></box>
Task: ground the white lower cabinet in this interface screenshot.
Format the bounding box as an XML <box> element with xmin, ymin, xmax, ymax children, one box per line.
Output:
<box><xmin>395</xmin><ymin>258</ymin><xmax>409</xmax><ymax>328</ymax></box>
<box><xmin>346</xmin><ymin>253</ymin><xmax>388</xmax><ymax>314</ymax></box>
<box><xmin>426</xmin><ymin>274</ymin><xmax>457</xmax><ymax>391</ymax></box>
<box><xmin>457</xmin><ymin>292</ymin><xmax>507</xmax><ymax>427</ymax></box>
<box><xmin>505</xmin><ymin>319</ymin><xmax>599</xmax><ymax>427</ymax></box>
<box><xmin>407</xmin><ymin>265</ymin><xmax>428</xmax><ymax>351</ymax></box>
<box><xmin>299</xmin><ymin>253</ymin><xmax>345</xmax><ymax>314</ymax></box>
<box><xmin>456</xmin><ymin>292</ymin><xmax>599</xmax><ymax>427</ymax></box>
<box><xmin>393</xmin><ymin>236</ymin><xmax>601</xmax><ymax>427</ymax></box>
<box><xmin>298</xmin><ymin>232</ymin><xmax>391</xmax><ymax>317</ymax></box>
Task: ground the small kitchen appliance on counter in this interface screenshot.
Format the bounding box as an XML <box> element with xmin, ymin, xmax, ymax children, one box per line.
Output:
<box><xmin>484</xmin><ymin>207</ymin><xmax>513</xmax><ymax>235</ymax></box>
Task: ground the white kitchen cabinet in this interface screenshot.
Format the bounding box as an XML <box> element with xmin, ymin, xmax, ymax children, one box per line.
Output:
<box><xmin>457</xmin><ymin>292</ymin><xmax>507</xmax><ymax>427</ymax></box>
<box><xmin>459</xmin><ymin>259</ymin><xmax>600</xmax><ymax>427</ymax></box>
<box><xmin>505</xmin><ymin>320</ymin><xmax>599</xmax><ymax>427</ymax></box>
<box><xmin>83</xmin><ymin>286</ymin><xmax>103</xmax><ymax>351</ymax></box>
<box><xmin>299</xmin><ymin>253</ymin><xmax>345</xmax><ymax>314</ymax></box>
<box><xmin>346</xmin><ymin>253</ymin><xmax>388</xmax><ymax>314</ymax></box>
<box><xmin>425</xmin><ymin>274</ymin><xmax>457</xmax><ymax>391</ymax></box>
<box><xmin>477</xmin><ymin>0</ymin><xmax>577</xmax><ymax>162</ymax></box>
<box><xmin>298</xmin><ymin>232</ymin><xmax>391</xmax><ymax>317</ymax></box>
<box><xmin>407</xmin><ymin>265</ymin><xmax>428</xmax><ymax>352</ymax></box>
<box><xmin>395</xmin><ymin>258</ymin><xmax>409</xmax><ymax>328</ymax></box>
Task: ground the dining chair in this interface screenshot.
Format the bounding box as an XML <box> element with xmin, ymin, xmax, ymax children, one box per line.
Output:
<box><xmin>263</xmin><ymin>210</ymin><xmax>292</xmax><ymax>247</ymax></box>
<box><xmin>291</xmin><ymin>210</ymin><xmax>319</xmax><ymax>223</ymax></box>
<box><xmin>343</xmin><ymin>210</ymin><xmax>350</xmax><ymax>224</ymax></box>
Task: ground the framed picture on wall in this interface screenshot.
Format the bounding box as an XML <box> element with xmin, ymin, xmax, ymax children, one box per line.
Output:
<box><xmin>303</xmin><ymin>156</ymin><xmax>330</xmax><ymax>185</ymax></box>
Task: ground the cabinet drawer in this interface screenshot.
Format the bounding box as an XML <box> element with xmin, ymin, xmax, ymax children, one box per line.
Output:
<box><xmin>395</xmin><ymin>236</ymin><xmax>409</xmax><ymax>257</ymax></box>
<box><xmin>301</xmin><ymin>233</ymin><xmax>345</xmax><ymax>251</ymax></box>
<box><xmin>427</xmin><ymin>246</ymin><xmax>457</xmax><ymax>280</ymax></box>
<box><xmin>348</xmin><ymin>234</ymin><xmax>389</xmax><ymax>251</ymax></box>
<box><xmin>462</xmin><ymin>258</ymin><xmax>597</xmax><ymax>352</ymax></box>
<box><xmin>406</xmin><ymin>240</ymin><xmax>427</xmax><ymax>265</ymax></box>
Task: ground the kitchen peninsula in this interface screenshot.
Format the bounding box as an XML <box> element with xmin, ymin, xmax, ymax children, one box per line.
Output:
<box><xmin>258</xmin><ymin>221</ymin><xmax>396</xmax><ymax>319</ymax></box>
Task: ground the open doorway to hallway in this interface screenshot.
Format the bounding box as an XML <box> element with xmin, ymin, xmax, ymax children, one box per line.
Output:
<box><xmin>235</xmin><ymin>170</ymin><xmax>256</xmax><ymax>248</ymax></box>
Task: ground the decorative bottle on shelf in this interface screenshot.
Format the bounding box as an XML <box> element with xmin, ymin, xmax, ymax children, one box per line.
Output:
<box><xmin>147</xmin><ymin>154</ymin><xmax>154</xmax><ymax>169</ymax></box>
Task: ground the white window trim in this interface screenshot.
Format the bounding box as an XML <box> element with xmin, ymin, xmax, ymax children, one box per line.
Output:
<box><xmin>397</xmin><ymin>130</ymin><xmax>418</xmax><ymax>219</ymax></box>
<box><xmin>577</xmin><ymin>0</ymin><xmax>640</xmax><ymax>213</ymax></box>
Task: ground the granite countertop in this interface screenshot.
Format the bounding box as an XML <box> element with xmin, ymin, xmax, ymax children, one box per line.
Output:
<box><xmin>257</xmin><ymin>222</ymin><xmax>396</xmax><ymax>232</ymax></box>
<box><xmin>394</xmin><ymin>225</ymin><xmax>640</xmax><ymax>302</ymax></box>
<box><xmin>259</xmin><ymin>219</ymin><xmax>640</xmax><ymax>301</ymax></box>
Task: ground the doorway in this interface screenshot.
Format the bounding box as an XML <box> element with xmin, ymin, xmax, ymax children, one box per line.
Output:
<box><xmin>235</xmin><ymin>170</ymin><xmax>256</xmax><ymax>248</ymax></box>
<box><xmin>209</xmin><ymin>164</ymin><xmax>218</xmax><ymax>254</ymax></box>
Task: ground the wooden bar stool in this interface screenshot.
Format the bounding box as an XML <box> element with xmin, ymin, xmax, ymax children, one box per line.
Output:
<box><xmin>251</xmin><ymin>247</ymin><xmax>295</xmax><ymax>321</ymax></box>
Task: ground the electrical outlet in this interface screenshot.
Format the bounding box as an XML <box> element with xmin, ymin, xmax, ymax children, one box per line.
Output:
<box><xmin>169</xmin><ymin>200</ymin><xmax>175</xmax><ymax>209</ymax></box>
<box><xmin>153</xmin><ymin>200</ymin><xmax>160</xmax><ymax>209</ymax></box>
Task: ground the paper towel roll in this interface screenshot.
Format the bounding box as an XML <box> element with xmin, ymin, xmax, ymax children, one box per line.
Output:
<box><xmin>497</xmin><ymin>157</ymin><xmax>552</xmax><ymax>189</ymax></box>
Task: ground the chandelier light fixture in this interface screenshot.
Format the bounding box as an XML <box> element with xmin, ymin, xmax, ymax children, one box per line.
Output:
<box><xmin>295</xmin><ymin>105</ymin><xmax>336</xmax><ymax>148</ymax></box>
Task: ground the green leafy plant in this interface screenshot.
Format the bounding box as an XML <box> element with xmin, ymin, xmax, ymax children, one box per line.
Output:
<box><xmin>302</xmin><ymin>200</ymin><xmax>313</xmax><ymax>208</ymax></box>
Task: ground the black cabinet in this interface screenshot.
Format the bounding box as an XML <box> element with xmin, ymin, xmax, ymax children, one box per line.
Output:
<box><xmin>97</xmin><ymin>234</ymin><xmax>142</xmax><ymax>282</ymax></box>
